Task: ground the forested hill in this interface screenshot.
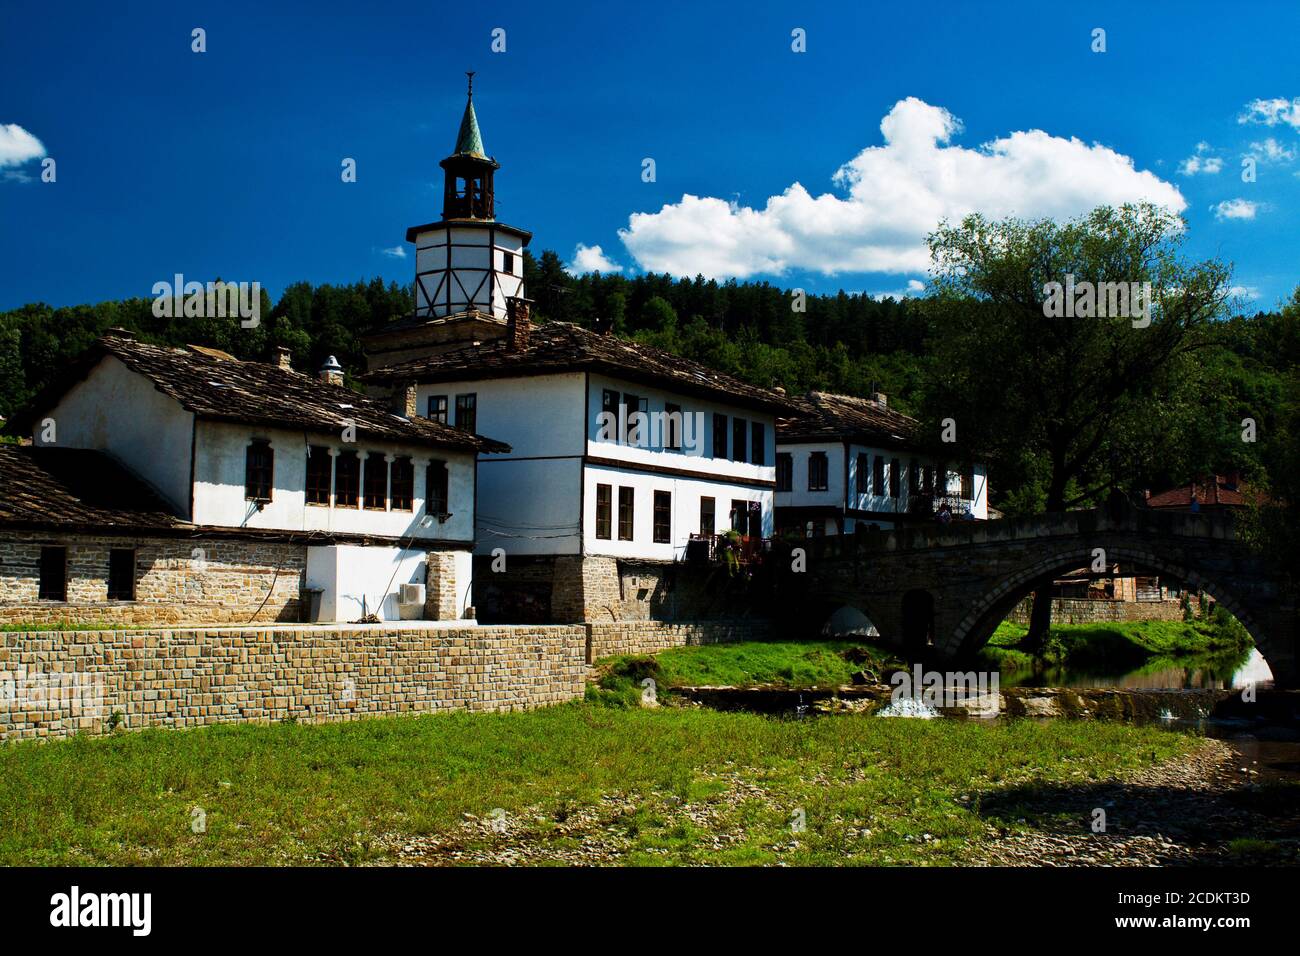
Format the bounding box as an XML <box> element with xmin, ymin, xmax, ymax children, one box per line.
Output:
<box><xmin>0</xmin><ymin>249</ymin><xmax>933</xmax><ymax>422</ymax></box>
<box><xmin>1</xmin><ymin>247</ymin><xmax>1294</xmax><ymax>523</ymax></box>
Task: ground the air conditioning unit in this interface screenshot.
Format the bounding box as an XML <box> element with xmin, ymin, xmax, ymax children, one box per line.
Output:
<box><xmin>398</xmin><ymin>582</ymin><xmax>426</xmax><ymax>605</ymax></box>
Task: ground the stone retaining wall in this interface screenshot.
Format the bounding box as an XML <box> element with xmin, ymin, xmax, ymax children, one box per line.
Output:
<box><xmin>585</xmin><ymin>620</ymin><xmax>770</xmax><ymax>663</ymax></box>
<box><xmin>1006</xmin><ymin>597</ymin><xmax>1187</xmax><ymax>626</ymax></box>
<box><xmin>0</xmin><ymin>624</ymin><xmax>587</xmax><ymax>743</ymax></box>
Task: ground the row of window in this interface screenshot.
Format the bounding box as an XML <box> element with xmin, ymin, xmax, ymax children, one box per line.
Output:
<box><xmin>426</xmin><ymin>393</ymin><xmax>476</xmax><ymax>433</ymax></box>
<box><xmin>245</xmin><ymin>442</ymin><xmax>450</xmax><ymax>515</ymax></box>
<box><xmin>592</xmin><ymin>486</ymin><xmax>761</xmax><ymax>543</ymax></box>
<box><xmin>35</xmin><ymin>546</ymin><xmax>135</xmax><ymax>602</ymax></box>
<box><xmin>598</xmin><ymin>390</ymin><xmax>767</xmax><ymax>464</ymax></box>
<box><xmin>775</xmin><ymin>452</ymin><xmax>975</xmax><ymax>499</ymax></box>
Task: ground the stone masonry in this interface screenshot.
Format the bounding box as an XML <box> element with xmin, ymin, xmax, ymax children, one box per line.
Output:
<box><xmin>0</xmin><ymin>532</ymin><xmax>304</xmax><ymax>627</ymax></box>
<box><xmin>1005</xmin><ymin>597</ymin><xmax>1187</xmax><ymax>626</ymax></box>
<box><xmin>424</xmin><ymin>551</ymin><xmax>461</xmax><ymax>620</ymax></box>
<box><xmin>0</xmin><ymin>623</ymin><xmax>588</xmax><ymax>742</ymax></box>
<box><xmin>585</xmin><ymin>620</ymin><xmax>771</xmax><ymax>664</ymax></box>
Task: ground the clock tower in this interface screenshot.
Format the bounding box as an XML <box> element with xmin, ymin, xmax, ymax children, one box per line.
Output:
<box><xmin>364</xmin><ymin>75</ymin><xmax>533</xmax><ymax>370</ymax></box>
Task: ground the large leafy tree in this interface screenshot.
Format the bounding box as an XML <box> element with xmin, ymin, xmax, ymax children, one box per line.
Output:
<box><xmin>920</xmin><ymin>203</ymin><xmax>1233</xmax><ymax>650</ymax></box>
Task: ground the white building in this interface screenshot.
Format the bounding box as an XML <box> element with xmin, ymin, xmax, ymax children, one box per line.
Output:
<box><xmin>3</xmin><ymin>330</ymin><xmax>507</xmax><ymax>625</ymax></box>
<box><xmin>775</xmin><ymin>391</ymin><xmax>988</xmax><ymax>535</ymax></box>
<box><xmin>362</xmin><ymin>84</ymin><xmax>786</xmax><ymax>621</ymax></box>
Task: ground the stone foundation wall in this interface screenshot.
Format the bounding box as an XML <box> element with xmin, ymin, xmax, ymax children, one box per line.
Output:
<box><xmin>1006</xmin><ymin>597</ymin><xmax>1188</xmax><ymax>626</ymax></box>
<box><xmin>585</xmin><ymin>620</ymin><xmax>770</xmax><ymax>663</ymax></box>
<box><xmin>0</xmin><ymin>624</ymin><xmax>588</xmax><ymax>742</ymax></box>
<box><xmin>0</xmin><ymin>533</ymin><xmax>304</xmax><ymax>627</ymax></box>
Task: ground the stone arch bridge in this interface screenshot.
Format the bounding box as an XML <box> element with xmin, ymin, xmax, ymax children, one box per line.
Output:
<box><xmin>797</xmin><ymin>505</ymin><xmax>1298</xmax><ymax>687</ymax></box>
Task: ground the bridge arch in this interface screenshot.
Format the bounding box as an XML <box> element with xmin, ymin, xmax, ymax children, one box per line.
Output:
<box><xmin>943</xmin><ymin>544</ymin><xmax>1270</xmax><ymax>668</ymax></box>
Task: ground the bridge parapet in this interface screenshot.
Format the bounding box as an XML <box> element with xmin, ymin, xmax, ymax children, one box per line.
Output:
<box><xmin>818</xmin><ymin>506</ymin><xmax>1241</xmax><ymax>557</ymax></box>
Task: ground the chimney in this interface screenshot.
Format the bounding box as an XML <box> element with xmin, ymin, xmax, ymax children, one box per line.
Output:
<box><xmin>390</xmin><ymin>382</ymin><xmax>417</xmax><ymax>418</ymax></box>
<box><xmin>873</xmin><ymin>392</ymin><xmax>888</xmax><ymax>408</ymax></box>
<box><xmin>105</xmin><ymin>327</ymin><xmax>136</xmax><ymax>340</ymax></box>
<box><xmin>318</xmin><ymin>355</ymin><xmax>344</xmax><ymax>386</ymax></box>
<box><xmin>506</xmin><ymin>296</ymin><xmax>534</xmax><ymax>352</ymax></box>
<box><xmin>275</xmin><ymin>345</ymin><xmax>292</xmax><ymax>370</ymax></box>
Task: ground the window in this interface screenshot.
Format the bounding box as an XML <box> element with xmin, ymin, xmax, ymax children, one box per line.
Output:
<box><xmin>731</xmin><ymin>417</ymin><xmax>747</xmax><ymax>463</ymax></box>
<box><xmin>751</xmin><ymin>421</ymin><xmax>765</xmax><ymax>465</ymax></box>
<box><xmin>364</xmin><ymin>453</ymin><xmax>389</xmax><ymax>509</ymax></box>
<box><xmin>873</xmin><ymin>456</ymin><xmax>885</xmax><ymax>497</ymax></box>
<box><xmin>595</xmin><ymin>484</ymin><xmax>612</xmax><ymax>539</ymax></box>
<box><xmin>502</xmin><ymin>251</ymin><xmax>514</xmax><ymax>275</ymax></box>
<box><xmin>856</xmin><ymin>453</ymin><xmax>868</xmax><ymax>494</ymax></box>
<box><xmin>39</xmin><ymin>546</ymin><xmax>66</xmax><ymax>601</ymax></box>
<box><xmin>391</xmin><ymin>456</ymin><xmax>414</xmax><ymax>511</ymax></box>
<box><xmin>664</xmin><ymin>403</ymin><xmax>682</xmax><ymax>451</ymax></box>
<box><xmin>334</xmin><ymin>450</ymin><xmax>360</xmax><ymax>507</ymax></box>
<box><xmin>427</xmin><ymin>395</ymin><xmax>448</xmax><ymax>424</ymax></box>
<box><xmin>808</xmin><ymin>451</ymin><xmax>828</xmax><ymax>491</ymax></box>
<box><xmin>108</xmin><ymin>548</ymin><xmax>135</xmax><ymax>601</ymax></box>
<box><xmin>306</xmin><ymin>445</ymin><xmax>332</xmax><ymax>505</ymax></box>
<box><xmin>426</xmin><ymin>460</ymin><xmax>449</xmax><ymax>516</ymax></box>
<box><xmin>618</xmin><ymin>487</ymin><xmax>635</xmax><ymax>540</ymax></box>
<box><xmin>910</xmin><ymin>460</ymin><xmax>922</xmax><ymax>496</ymax></box>
<box><xmin>601</xmin><ymin>389</ymin><xmax>619</xmax><ymax>439</ymax></box>
<box><xmin>961</xmin><ymin>467</ymin><xmax>974</xmax><ymax>500</ymax></box>
<box><xmin>454</xmin><ymin>393</ymin><xmax>477</xmax><ymax>433</ymax></box>
<box><xmin>713</xmin><ymin>413</ymin><xmax>727</xmax><ymax>458</ymax></box>
<box><xmin>653</xmin><ymin>491</ymin><xmax>671</xmax><ymax>544</ymax></box>
<box><xmin>731</xmin><ymin>499</ymin><xmax>760</xmax><ymax>536</ymax></box>
<box><xmin>700</xmin><ymin>496</ymin><xmax>715</xmax><ymax>536</ymax></box>
<box><xmin>775</xmin><ymin>453</ymin><xmax>792</xmax><ymax>492</ymax></box>
<box><xmin>244</xmin><ymin>439</ymin><xmax>273</xmax><ymax>502</ymax></box>
<box><xmin>622</xmin><ymin>393</ymin><xmax>643</xmax><ymax>444</ymax></box>
<box><xmin>890</xmin><ymin>458</ymin><xmax>901</xmax><ymax>499</ymax></box>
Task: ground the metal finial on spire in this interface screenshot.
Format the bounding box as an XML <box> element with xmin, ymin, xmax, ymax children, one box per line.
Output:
<box><xmin>466</xmin><ymin>70</ymin><xmax>475</xmax><ymax>99</ymax></box>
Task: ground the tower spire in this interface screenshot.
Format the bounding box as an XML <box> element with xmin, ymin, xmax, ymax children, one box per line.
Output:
<box><xmin>454</xmin><ymin>71</ymin><xmax>485</xmax><ymax>158</ymax></box>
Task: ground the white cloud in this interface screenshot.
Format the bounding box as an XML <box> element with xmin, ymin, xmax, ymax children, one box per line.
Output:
<box><xmin>1212</xmin><ymin>198</ymin><xmax>1261</xmax><ymax>221</ymax></box>
<box><xmin>566</xmin><ymin>243</ymin><xmax>623</xmax><ymax>275</ymax></box>
<box><xmin>616</xmin><ymin>98</ymin><xmax>1186</xmax><ymax>280</ymax></box>
<box><xmin>380</xmin><ymin>245</ymin><xmax>407</xmax><ymax>259</ymax></box>
<box><xmin>870</xmin><ymin>278</ymin><xmax>927</xmax><ymax>301</ymax></box>
<box><xmin>1238</xmin><ymin>97</ymin><xmax>1300</xmax><ymax>129</ymax></box>
<box><xmin>1248</xmin><ymin>137</ymin><xmax>1296</xmax><ymax>164</ymax></box>
<box><xmin>0</xmin><ymin>123</ymin><xmax>45</xmax><ymax>168</ymax></box>
<box><xmin>1178</xmin><ymin>142</ymin><xmax>1222</xmax><ymax>175</ymax></box>
<box><xmin>1228</xmin><ymin>285</ymin><xmax>1260</xmax><ymax>300</ymax></box>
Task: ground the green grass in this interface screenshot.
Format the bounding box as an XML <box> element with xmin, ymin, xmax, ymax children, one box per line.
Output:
<box><xmin>597</xmin><ymin>640</ymin><xmax>901</xmax><ymax>695</ymax></box>
<box><xmin>0</xmin><ymin>620</ymin><xmax>122</xmax><ymax>632</ymax></box>
<box><xmin>0</xmin><ymin>703</ymin><xmax>1196</xmax><ymax>866</ymax></box>
<box><xmin>979</xmin><ymin>613</ymin><xmax>1253</xmax><ymax>673</ymax></box>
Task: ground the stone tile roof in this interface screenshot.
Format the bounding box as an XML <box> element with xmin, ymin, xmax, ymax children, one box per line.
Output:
<box><xmin>1145</xmin><ymin>474</ymin><xmax>1256</xmax><ymax>510</ymax></box>
<box><xmin>777</xmin><ymin>390</ymin><xmax>920</xmax><ymax>448</ymax></box>
<box><xmin>10</xmin><ymin>333</ymin><xmax>509</xmax><ymax>454</ymax></box>
<box><xmin>0</xmin><ymin>444</ymin><xmax>186</xmax><ymax>532</ymax></box>
<box><xmin>364</xmin><ymin>321</ymin><xmax>790</xmax><ymax>413</ymax></box>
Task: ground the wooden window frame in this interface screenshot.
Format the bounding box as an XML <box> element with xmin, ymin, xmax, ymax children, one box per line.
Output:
<box><xmin>856</xmin><ymin>453</ymin><xmax>868</xmax><ymax>495</ymax></box>
<box><xmin>363</xmin><ymin>453</ymin><xmax>389</xmax><ymax>511</ymax></box>
<box><xmin>426</xmin><ymin>460</ymin><xmax>450</xmax><ymax>517</ymax></box>
<box><xmin>699</xmin><ymin>496</ymin><xmax>715</xmax><ymax>536</ymax></box>
<box><xmin>595</xmin><ymin>483</ymin><xmax>612</xmax><ymax>540</ymax></box>
<box><xmin>808</xmin><ymin>451</ymin><xmax>829</xmax><ymax>492</ymax></box>
<box><xmin>244</xmin><ymin>438</ymin><xmax>274</xmax><ymax>503</ymax></box>
<box><xmin>712</xmin><ymin>413</ymin><xmax>727</xmax><ymax>458</ymax></box>
<box><xmin>617</xmin><ymin>486</ymin><xmax>635</xmax><ymax>541</ymax></box>
<box><xmin>454</xmin><ymin>393</ymin><xmax>477</xmax><ymax>434</ymax></box>
<box><xmin>653</xmin><ymin>490</ymin><xmax>671</xmax><ymax>544</ymax></box>
<box><xmin>334</xmin><ymin>449</ymin><xmax>361</xmax><ymax>508</ymax></box>
<box><xmin>305</xmin><ymin>445</ymin><xmax>332</xmax><ymax>506</ymax></box>
<box><xmin>775</xmin><ymin>453</ymin><xmax>792</xmax><ymax>492</ymax></box>
<box><xmin>750</xmin><ymin>421</ymin><xmax>764</xmax><ymax>465</ymax></box>
<box><xmin>427</xmin><ymin>394</ymin><xmax>448</xmax><ymax>424</ymax></box>
<box><xmin>731</xmin><ymin>417</ymin><xmax>747</xmax><ymax>463</ymax></box>
<box><xmin>390</xmin><ymin>456</ymin><xmax>414</xmax><ymax>512</ymax></box>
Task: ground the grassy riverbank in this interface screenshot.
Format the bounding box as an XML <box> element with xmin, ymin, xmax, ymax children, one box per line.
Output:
<box><xmin>977</xmin><ymin>611</ymin><xmax>1254</xmax><ymax>674</ymax></box>
<box><xmin>0</xmin><ymin>702</ymin><xmax>1198</xmax><ymax>866</ymax></box>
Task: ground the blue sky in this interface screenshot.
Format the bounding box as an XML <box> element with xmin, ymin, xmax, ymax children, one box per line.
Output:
<box><xmin>2</xmin><ymin>0</ymin><xmax>1298</xmax><ymax>311</ymax></box>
